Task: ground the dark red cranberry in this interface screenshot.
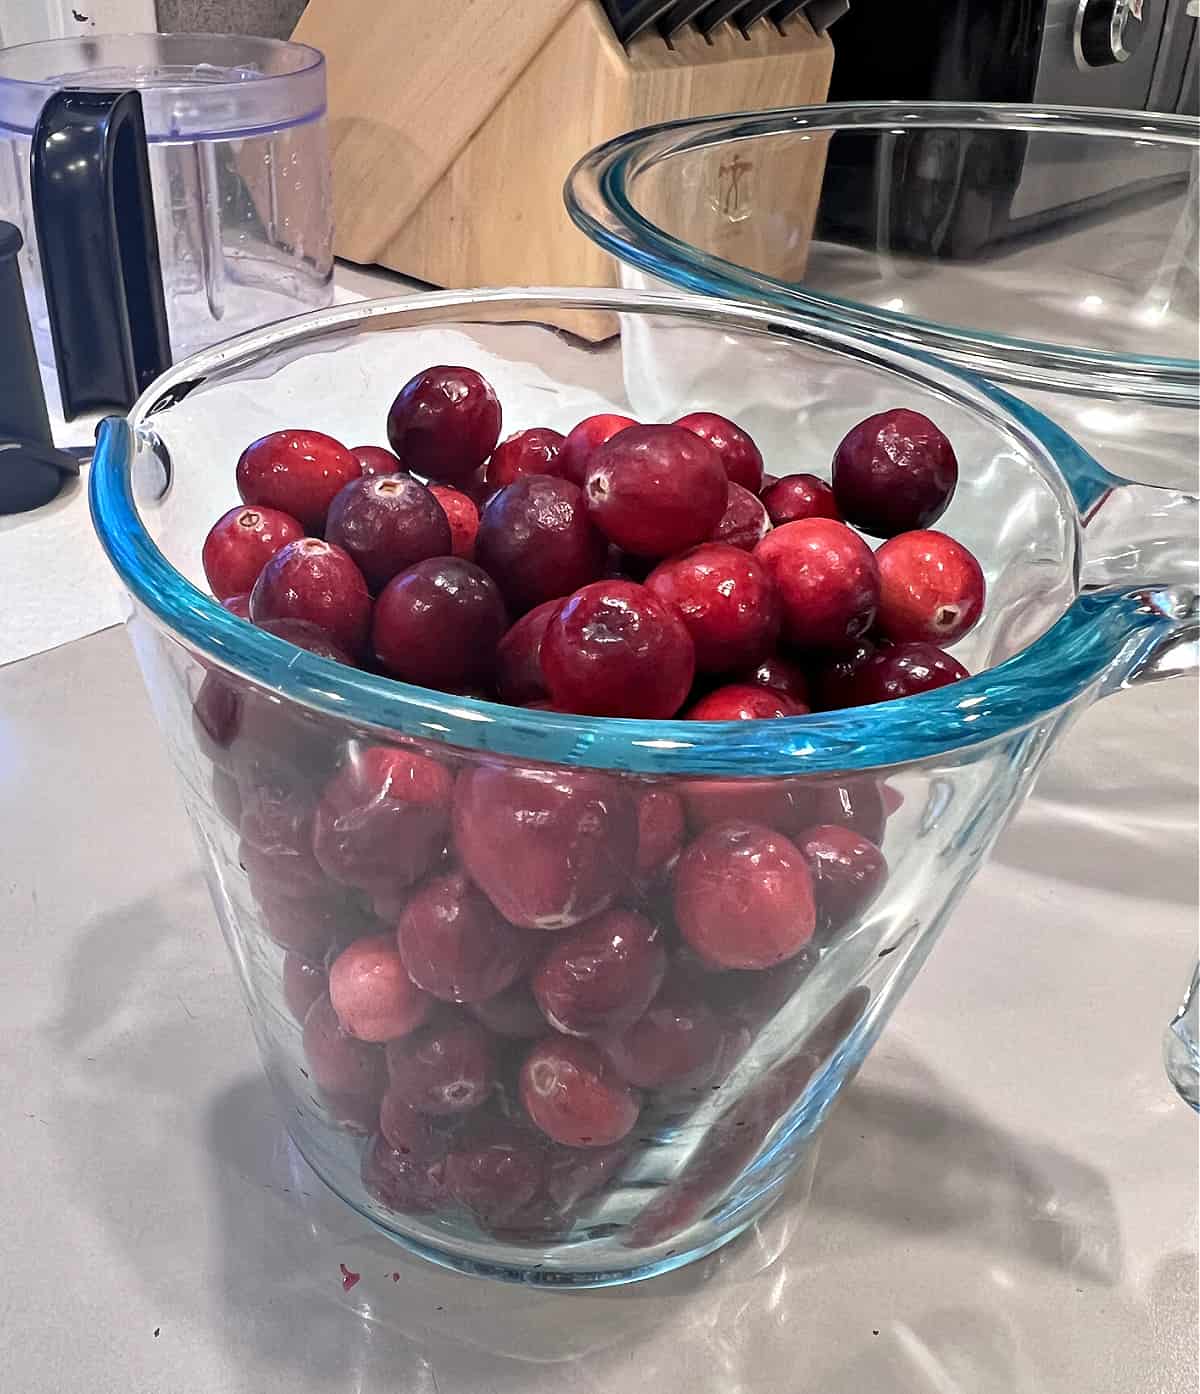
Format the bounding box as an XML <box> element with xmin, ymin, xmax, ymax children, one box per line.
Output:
<box><xmin>485</xmin><ymin>427</ymin><xmax>565</xmax><ymax>488</ymax></box>
<box><xmin>476</xmin><ymin>475</ymin><xmax>606</xmax><ymax>614</ymax></box>
<box><xmin>584</xmin><ymin>424</ymin><xmax>728</xmax><ymax>558</ymax></box>
<box><xmin>254</xmin><ymin>617</ymin><xmax>355</xmax><ymax>666</ymax></box>
<box><xmin>674</xmin><ymin>411</ymin><xmax>764</xmax><ymax>492</ymax></box>
<box><xmin>737</xmin><ymin>654</ymin><xmax>810</xmax><ymax>705</ymax></box>
<box><xmin>495</xmin><ymin>599</ymin><xmax>560</xmax><ymax>705</ymax></box>
<box><xmin>559</xmin><ymin>413</ymin><xmax>636</xmax><ymax>486</ymax></box>
<box><xmin>800</xmin><ymin>778</ymin><xmax>888</xmax><ymax>845</ymax></box>
<box><xmin>428</xmin><ymin>484</ymin><xmax>479</xmax><ymax>559</ymax></box>
<box><xmin>532</xmin><ymin>908</ymin><xmax>665</xmax><ymax>1038</ymax></box>
<box><xmin>324</xmin><ymin>474</ymin><xmax>452</xmax><ymax>592</ymax></box>
<box><xmin>302</xmin><ymin>993</ymin><xmax>386</xmax><ymax>1098</ymax></box>
<box><xmin>761</xmin><ymin>473</ymin><xmax>840</xmax><ymax>526</ymax></box>
<box><xmin>519</xmin><ymin>1037</ymin><xmax>640</xmax><ymax>1148</ymax></box>
<box><xmin>645</xmin><ymin>543</ymin><xmax>779</xmax><ymax>674</ymax></box>
<box><xmin>249</xmin><ymin>538</ymin><xmax>372</xmax><ymax>656</ymax></box>
<box><xmin>875</xmin><ymin>529</ymin><xmax>985</xmax><ymax>645</ymax></box>
<box><xmin>443</xmin><ymin>1119</ymin><xmax>546</xmax><ymax>1226</ymax></box>
<box><xmin>396</xmin><ymin>871</ymin><xmax>537</xmax><ymax>1004</ymax></box>
<box><xmin>850</xmin><ymin>641</ymin><xmax>970</xmax><ymax>705</ymax></box>
<box><xmin>810</xmin><ymin>639</ymin><xmax>877</xmax><ymax>710</ymax></box>
<box><xmin>203</xmin><ymin>505</ymin><xmax>305</xmax><ymax>602</ymax></box>
<box><xmin>467</xmin><ymin>982</ymin><xmax>546</xmax><ymax>1039</ymax></box>
<box><xmin>685</xmin><ymin>683</ymin><xmax>807</xmax><ymax>721</ymax></box>
<box><xmin>797</xmin><ymin>824</ymin><xmax>888</xmax><ymax>934</ymax></box>
<box><xmin>372</xmin><ymin>558</ymin><xmax>508</xmax><ymax>690</ymax></box>
<box><xmin>832</xmin><ymin>408</ymin><xmax>958</xmax><ymax>537</ymax></box>
<box><xmin>386</xmin><ymin>365</ymin><xmax>501</xmax><ymax>485</ymax></box>
<box><xmin>753</xmin><ymin>519</ymin><xmax>879</xmax><ymax>649</ymax></box>
<box><xmin>603</xmin><ymin>985</ymin><xmax>725</xmax><ymax>1090</ymax></box>
<box><xmin>544</xmin><ymin>1141</ymin><xmax>628</xmax><ymax>1210</ymax></box>
<box><xmin>384</xmin><ymin>1017</ymin><xmax>497</xmax><ymax>1115</ymax></box>
<box><xmin>236</xmin><ymin>429</ymin><xmax>361</xmax><ymax>534</ymax></box>
<box><xmin>673</xmin><ymin>821</ymin><xmax>815</xmax><ymax>970</ymax></box>
<box><xmin>379</xmin><ymin>1091</ymin><xmax>440</xmax><ymax>1157</ymax></box>
<box><xmin>634</xmin><ymin>787</ymin><xmax>685</xmax><ymax>878</ymax></box>
<box><xmin>677</xmin><ymin>777</ymin><xmax>811</xmax><ymax>835</ymax></box>
<box><xmin>540</xmin><ymin>580</ymin><xmax>695</xmax><ymax>718</ymax></box>
<box><xmin>453</xmin><ymin>765</ymin><xmax>637</xmax><ymax>930</ymax></box>
<box><xmin>760</xmin><ymin>473</ymin><xmax>780</xmax><ymax>494</ymax></box>
<box><xmin>282</xmin><ymin>952</ymin><xmax>328</xmax><ymax>1023</ymax></box>
<box><xmin>222</xmin><ymin>593</ymin><xmax>252</xmax><ymax>620</ymax></box>
<box><xmin>352</xmin><ymin>444</ymin><xmax>404</xmax><ymax>477</ymax></box>
<box><xmin>712</xmin><ymin>482</ymin><xmax>772</xmax><ymax>552</ymax></box>
<box><xmin>255</xmin><ymin>885</ymin><xmax>373</xmax><ymax>959</ymax></box>
<box><xmin>328</xmin><ymin>934</ymin><xmax>433</xmax><ymax>1042</ymax></box>
<box><xmin>361</xmin><ymin>1130</ymin><xmax>447</xmax><ymax>1215</ymax></box>
<box><xmin>238</xmin><ymin>770</ymin><xmax>326</xmax><ymax>897</ymax></box>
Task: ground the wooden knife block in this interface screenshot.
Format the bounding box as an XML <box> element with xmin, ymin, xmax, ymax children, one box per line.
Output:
<box><xmin>294</xmin><ymin>0</ymin><xmax>833</xmax><ymax>294</ymax></box>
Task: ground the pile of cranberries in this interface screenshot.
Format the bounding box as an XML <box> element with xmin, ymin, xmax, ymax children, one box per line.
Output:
<box><xmin>197</xmin><ymin>366</ymin><xmax>985</xmax><ymax>1245</ymax></box>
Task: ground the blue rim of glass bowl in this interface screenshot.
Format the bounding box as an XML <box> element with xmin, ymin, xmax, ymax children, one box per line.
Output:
<box><xmin>565</xmin><ymin>103</ymin><xmax>1200</xmax><ymax>405</ymax></box>
<box><xmin>90</xmin><ymin>286</ymin><xmax>1170</xmax><ymax>778</ymax></box>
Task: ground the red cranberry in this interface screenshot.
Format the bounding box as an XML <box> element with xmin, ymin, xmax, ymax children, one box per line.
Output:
<box><xmin>685</xmin><ymin>683</ymin><xmax>807</xmax><ymax>721</ymax></box>
<box><xmin>328</xmin><ymin>934</ymin><xmax>433</xmax><ymax>1042</ymax></box>
<box><xmin>362</xmin><ymin>1130</ymin><xmax>447</xmax><ymax>1215</ymax></box>
<box><xmin>797</xmin><ymin>824</ymin><xmax>888</xmax><ymax>934</ymax></box>
<box><xmin>282</xmin><ymin>952</ymin><xmax>328</xmax><ymax>1023</ymax></box>
<box><xmin>736</xmin><ymin>654</ymin><xmax>810</xmax><ymax>705</ymax></box>
<box><xmin>396</xmin><ymin>870</ymin><xmax>536</xmax><ymax>1003</ymax></box>
<box><xmin>673</xmin><ymin>821</ymin><xmax>815</xmax><ymax>970</ymax></box>
<box><xmin>674</xmin><ymin>411</ymin><xmax>764</xmax><ymax>492</ymax></box>
<box><xmin>222</xmin><ymin>593</ymin><xmax>252</xmax><ymax>620</ymax></box>
<box><xmin>443</xmin><ymin>1119</ymin><xmax>546</xmax><ymax>1226</ymax></box>
<box><xmin>379</xmin><ymin>1091</ymin><xmax>440</xmax><ymax>1156</ymax></box>
<box><xmin>540</xmin><ymin>580</ymin><xmax>695</xmax><ymax>718</ymax></box>
<box><xmin>634</xmin><ymin>787</ymin><xmax>685</xmax><ymax>878</ymax></box>
<box><xmin>255</xmin><ymin>886</ymin><xmax>373</xmax><ymax>959</ymax></box>
<box><xmin>753</xmin><ymin>519</ymin><xmax>879</xmax><ymax>649</ymax></box>
<box><xmin>249</xmin><ymin>538</ymin><xmax>371</xmax><ymax>656</ymax></box>
<box><xmin>544</xmin><ymin>1141</ymin><xmax>628</xmax><ymax>1210</ymax></box>
<box><xmin>324</xmin><ymin>474</ymin><xmax>452</xmax><ymax>592</ymax></box>
<box><xmin>851</xmin><ymin>641</ymin><xmax>969</xmax><ymax>705</ymax></box>
<box><xmin>832</xmin><ymin>408</ymin><xmax>958</xmax><ymax>537</ymax></box>
<box><xmin>678</xmin><ymin>777</ymin><xmax>811</xmax><ymax>835</ymax></box>
<box><xmin>495</xmin><ymin>599</ymin><xmax>560</xmax><ymax>705</ymax></box>
<box><xmin>760</xmin><ymin>472</ymin><xmax>780</xmax><ymax>493</ymax></box>
<box><xmin>810</xmin><ymin>639</ymin><xmax>877</xmax><ymax>710</ymax></box>
<box><xmin>712</xmin><ymin>482</ymin><xmax>772</xmax><ymax>552</ymax></box>
<box><xmin>239</xmin><ymin>772</ymin><xmax>326</xmax><ymax>897</ymax></box>
<box><xmin>532</xmin><ymin>908</ymin><xmax>665</xmax><ymax>1038</ymax></box>
<box><xmin>519</xmin><ymin>1037</ymin><xmax>640</xmax><ymax>1148</ymax></box>
<box><xmin>372</xmin><ymin>558</ymin><xmax>508</xmax><ymax>690</ymax></box>
<box><xmin>559</xmin><ymin>413</ymin><xmax>636</xmax><ymax>486</ymax></box>
<box><xmin>386</xmin><ymin>365</ymin><xmax>501</xmax><ymax>485</ymax></box>
<box><xmin>485</xmin><ymin>427</ymin><xmax>565</xmax><ymax>488</ymax></box>
<box><xmin>645</xmin><ymin>543</ymin><xmax>779</xmax><ymax>674</ymax></box>
<box><xmin>467</xmin><ymin>982</ymin><xmax>546</xmax><ymax>1039</ymax></box>
<box><xmin>384</xmin><ymin>1017</ymin><xmax>497</xmax><ymax>1115</ymax></box>
<box><xmin>236</xmin><ymin>429</ymin><xmax>361</xmax><ymax>534</ymax></box>
<box><xmin>603</xmin><ymin>985</ymin><xmax>725</xmax><ymax>1090</ymax></box>
<box><xmin>875</xmin><ymin>529</ymin><xmax>985</xmax><ymax>646</ymax></box>
<box><xmin>428</xmin><ymin>484</ymin><xmax>479</xmax><ymax>559</ymax></box>
<box><xmin>352</xmin><ymin>444</ymin><xmax>404</xmax><ymax>477</ymax></box>
<box><xmin>800</xmin><ymin>778</ymin><xmax>888</xmax><ymax>844</ymax></box>
<box><xmin>453</xmin><ymin>765</ymin><xmax>637</xmax><ymax>930</ymax></box>
<box><xmin>476</xmin><ymin>475</ymin><xmax>606</xmax><ymax>614</ymax></box>
<box><xmin>254</xmin><ymin>616</ymin><xmax>356</xmax><ymax>666</ymax></box>
<box><xmin>203</xmin><ymin>505</ymin><xmax>305</xmax><ymax>602</ymax></box>
<box><xmin>584</xmin><ymin>424</ymin><xmax>728</xmax><ymax>558</ymax></box>
<box><xmin>302</xmin><ymin>993</ymin><xmax>386</xmax><ymax>1097</ymax></box>
<box><xmin>761</xmin><ymin>473</ymin><xmax>840</xmax><ymax>526</ymax></box>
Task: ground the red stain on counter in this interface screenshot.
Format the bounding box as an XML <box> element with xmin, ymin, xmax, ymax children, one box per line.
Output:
<box><xmin>339</xmin><ymin>1263</ymin><xmax>361</xmax><ymax>1291</ymax></box>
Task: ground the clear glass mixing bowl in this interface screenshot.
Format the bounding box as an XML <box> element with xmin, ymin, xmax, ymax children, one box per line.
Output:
<box><xmin>89</xmin><ymin>289</ymin><xmax>1197</xmax><ymax>1286</ymax></box>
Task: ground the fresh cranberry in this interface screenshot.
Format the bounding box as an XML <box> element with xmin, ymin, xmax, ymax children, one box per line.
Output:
<box><xmin>313</xmin><ymin>746</ymin><xmax>453</xmax><ymax>895</ymax></box>
<box><xmin>712</xmin><ymin>482</ymin><xmax>772</xmax><ymax>552</ymax></box>
<box><xmin>761</xmin><ymin>474</ymin><xmax>840</xmax><ymax>526</ymax></box>
<box><xmin>673</xmin><ymin>821</ymin><xmax>815</xmax><ymax>970</ymax></box>
<box><xmin>255</xmin><ymin>885</ymin><xmax>374</xmax><ymax>959</ymax></box>
<box><xmin>753</xmin><ymin>519</ymin><xmax>879</xmax><ymax>649</ymax></box>
<box><xmin>467</xmin><ymin>982</ymin><xmax>546</xmax><ymax>1039</ymax></box>
<box><xmin>236</xmin><ymin>429</ymin><xmax>361</xmax><ymax>534</ymax></box>
<box><xmin>453</xmin><ymin>765</ymin><xmax>637</xmax><ymax>930</ymax></box>
<box><xmin>352</xmin><ymin>444</ymin><xmax>404</xmax><ymax>477</ymax></box>
<box><xmin>282</xmin><ymin>952</ymin><xmax>328</xmax><ymax>1023</ymax></box>
<box><xmin>495</xmin><ymin>599</ymin><xmax>560</xmax><ymax>705</ymax></box>
<box><xmin>544</xmin><ymin>1141</ymin><xmax>628</xmax><ymax>1211</ymax></box>
<box><xmin>558</xmin><ymin>413</ymin><xmax>636</xmax><ymax>486</ymax></box>
<box><xmin>634</xmin><ymin>787</ymin><xmax>685</xmax><ymax>878</ymax></box>
<box><xmin>384</xmin><ymin>1017</ymin><xmax>497</xmax><ymax>1115</ymax></box>
<box><xmin>361</xmin><ymin>1130</ymin><xmax>447</xmax><ymax>1215</ymax></box>
<box><xmin>372</xmin><ymin>558</ymin><xmax>508</xmax><ymax>690</ymax></box>
<box><xmin>203</xmin><ymin>505</ymin><xmax>305</xmax><ymax>602</ymax></box>
<box><xmin>603</xmin><ymin>985</ymin><xmax>725</xmax><ymax>1090</ymax></box>
<box><xmin>238</xmin><ymin>770</ymin><xmax>326</xmax><ymax>897</ymax></box>
<box><xmin>532</xmin><ymin>908</ymin><xmax>665</xmax><ymax>1038</ymax></box>
<box><xmin>476</xmin><ymin>475</ymin><xmax>606</xmax><ymax>614</ymax></box>
<box><xmin>850</xmin><ymin>641</ymin><xmax>969</xmax><ymax>705</ymax></box>
<box><xmin>324</xmin><ymin>474</ymin><xmax>452</xmax><ymax>592</ymax></box>
<box><xmin>379</xmin><ymin>1091</ymin><xmax>440</xmax><ymax>1157</ymax></box>
<box><xmin>485</xmin><ymin>427</ymin><xmax>565</xmax><ymax>488</ymax></box>
<box><xmin>443</xmin><ymin>1119</ymin><xmax>546</xmax><ymax>1226</ymax></box>
<box><xmin>832</xmin><ymin>408</ymin><xmax>958</xmax><ymax>537</ymax></box>
<box><xmin>800</xmin><ymin>778</ymin><xmax>888</xmax><ymax>844</ymax></box>
<box><xmin>428</xmin><ymin>484</ymin><xmax>479</xmax><ymax>559</ymax></box>
<box><xmin>584</xmin><ymin>424</ymin><xmax>728</xmax><ymax>558</ymax></box>
<box><xmin>222</xmin><ymin>593</ymin><xmax>252</xmax><ymax>620</ymax></box>
<box><xmin>760</xmin><ymin>472</ymin><xmax>780</xmax><ymax>494</ymax></box>
<box><xmin>519</xmin><ymin>1037</ymin><xmax>640</xmax><ymax>1148</ymax></box>
<box><xmin>645</xmin><ymin>543</ymin><xmax>779</xmax><ymax>674</ymax></box>
<box><xmin>249</xmin><ymin>538</ymin><xmax>371</xmax><ymax>656</ymax></box>
<box><xmin>302</xmin><ymin>993</ymin><xmax>386</xmax><ymax>1098</ymax></box>
<box><xmin>736</xmin><ymin>654</ymin><xmax>810</xmax><ymax>705</ymax></box>
<box><xmin>797</xmin><ymin>824</ymin><xmax>887</xmax><ymax>934</ymax></box>
<box><xmin>685</xmin><ymin>683</ymin><xmax>807</xmax><ymax>721</ymax></box>
<box><xmin>677</xmin><ymin>777</ymin><xmax>811</xmax><ymax>835</ymax></box>
<box><xmin>540</xmin><ymin>580</ymin><xmax>695</xmax><ymax>718</ymax></box>
<box><xmin>875</xmin><ymin>529</ymin><xmax>985</xmax><ymax>645</ymax></box>
<box><xmin>386</xmin><ymin>365</ymin><xmax>502</xmax><ymax>485</ymax></box>
<box><xmin>328</xmin><ymin>934</ymin><xmax>433</xmax><ymax>1042</ymax></box>
<box><xmin>810</xmin><ymin>638</ymin><xmax>877</xmax><ymax>710</ymax></box>
<box><xmin>674</xmin><ymin>411</ymin><xmax>764</xmax><ymax>492</ymax></box>
<box><xmin>396</xmin><ymin>870</ymin><xmax>537</xmax><ymax>1003</ymax></box>
<box><xmin>254</xmin><ymin>616</ymin><xmax>356</xmax><ymax>666</ymax></box>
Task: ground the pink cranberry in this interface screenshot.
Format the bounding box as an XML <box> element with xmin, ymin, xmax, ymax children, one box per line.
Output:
<box><xmin>328</xmin><ymin>934</ymin><xmax>433</xmax><ymax>1042</ymax></box>
<box><xmin>361</xmin><ymin>1130</ymin><xmax>447</xmax><ymax>1215</ymax></box>
<box><xmin>476</xmin><ymin>475</ymin><xmax>606</xmax><ymax>614</ymax></box>
<box><xmin>712</xmin><ymin>482</ymin><xmax>772</xmax><ymax>552</ymax></box>
<box><xmin>485</xmin><ymin>427</ymin><xmax>565</xmax><ymax>488</ymax></box>
<box><xmin>603</xmin><ymin>985</ymin><xmax>725</xmax><ymax>1090</ymax></box>
<box><xmin>395</xmin><ymin>870</ymin><xmax>536</xmax><ymax>1003</ymax></box>
<box><xmin>532</xmin><ymin>908</ymin><xmax>665</xmax><ymax>1038</ymax></box>
<box><xmin>736</xmin><ymin>654</ymin><xmax>810</xmax><ymax>706</ymax></box>
<box><xmin>428</xmin><ymin>484</ymin><xmax>479</xmax><ymax>559</ymax></box>
<box><xmin>386</xmin><ymin>365</ymin><xmax>501</xmax><ymax>485</ymax></box>
<box><xmin>851</xmin><ymin>641</ymin><xmax>970</xmax><ymax>705</ymax></box>
<box><xmin>634</xmin><ymin>787</ymin><xmax>685</xmax><ymax>878</ymax></box>
<box><xmin>384</xmin><ymin>1017</ymin><xmax>497</xmax><ymax>1115</ymax></box>
<box><xmin>249</xmin><ymin>538</ymin><xmax>371</xmax><ymax>656</ymax></box>
<box><xmin>797</xmin><ymin>824</ymin><xmax>887</xmax><ymax>934</ymax></box>
<box><xmin>645</xmin><ymin>543</ymin><xmax>779</xmax><ymax>674</ymax></box>
<box><xmin>352</xmin><ymin>444</ymin><xmax>404</xmax><ymax>477</ymax></box>
<box><xmin>282</xmin><ymin>952</ymin><xmax>328</xmax><ymax>1023</ymax></box>
<box><xmin>203</xmin><ymin>505</ymin><xmax>305</xmax><ymax>602</ymax></box>
<box><xmin>495</xmin><ymin>599</ymin><xmax>560</xmax><ymax>705</ymax></box>
<box><xmin>761</xmin><ymin>474</ymin><xmax>840</xmax><ymax>526</ymax></box>
<box><xmin>875</xmin><ymin>529</ymin><xmax>985</xmax><ymax>645</ymax></box>
<box><xmin>673</xmin><ymin>821</ymin><xmax>815</xmax><ymax>970</ymax></box>
<box><xmin>324</xmin><ymin>474</ymin><xmax>452</xmax><ymax>592</ymax></box>
<box><xmin>443</xmin><ymin>1119</ymin><xmax>546</xmax><ymax>1226</ymax></box>
<box><xmin>302</xmin><ymin>993</ymin><xmax>386</xmax><ymax>1097</ymax></box>
<box><xmin>674</xmin><ymin>411</ymin><xmax>764</xmax><ymax>492</ymax></box>
<box><xmin>467</xmin><ymin>982</ymin><xmax>546</xmax><ymax>1039</ymax></box>
<box><xmin>519</xmin><ymin>1037</ymin><xmax>640</xmax><ymax>1148</ymax></box>
<box><xmin>540</xmin><ymin>580</ymin><xmax>695</xmax><ymax>718</ymax></box>
<box><xmin>832</xmin><ymin>408</ymin><xmax>958</xmax><ymax>537</ymax></box>
<box><xmin>453</xmin><ymin>765</ymin><xmax>637</xmax><ymax>930</ymax></box>
<box><xmin>372</xmin><ymin>558</ymin><xmax>508</xmax><ymax>690</ymax></box>
<box><xmin>558</xmin><ymin>413</ymin><xmax>636</xmax><ymax>486</ymax></box>
<box><xmin>810</xmin><ymin>638</ymin><xmax>877</xmax><ymax>710</ymax></box>
<box><xmin>753</xmin><ymin>518</ymin><xmax>879</xmax><ymax>649</ymax></box>
<box><xmin>236</xmin><ymin>429</ymin><xmax>361</xmax><ymax>534</ymax></box>
<box><xmin>584</xmin><ymin>424</ymin><xmax>728</xmax><ymax>558</ymax></box>
<box><xmin>685</xmin><ymin>683</ymin><xmax>807</xmax><ymax>721</ymax></box>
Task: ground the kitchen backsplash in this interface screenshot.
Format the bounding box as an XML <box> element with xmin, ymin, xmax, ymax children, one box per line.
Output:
<box><xmin>156</xmin><ymin>0</ymin><xmax>308</xmax><ymax>38</ymax></box>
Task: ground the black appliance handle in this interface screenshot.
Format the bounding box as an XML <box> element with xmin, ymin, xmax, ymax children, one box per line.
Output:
<box><xmin>30</xmin><ymin>88</ymin><xmax>171</xmax><ymax>421</ymax></box>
